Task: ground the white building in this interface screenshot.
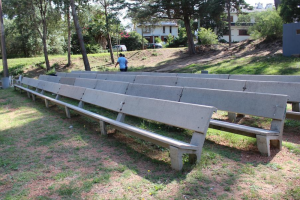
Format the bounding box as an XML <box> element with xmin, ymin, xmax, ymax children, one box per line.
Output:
<box><xmin>220</xmin><ymin>3</ymin><xmax>273</xmax><ymax>42</ymax></box>
<box><xmin>135</xmin><ymin>21</ymin><xmax>179</xmax><ymax>43</ymax></box>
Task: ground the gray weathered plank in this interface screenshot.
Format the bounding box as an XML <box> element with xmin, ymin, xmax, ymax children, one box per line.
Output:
<box><xmin>59</xmin><ymin>77</ymin><xmax>76</xmax><ymax>85</ymax></box>
<box><xmin>74</xmin><ymin>78</ymin><xmax>97</xmax><ymax>89</ymax></box>
<box><xmin>95</xmin><ymin>80</ymin><xmax>129</xmax><ymax>94</ymax></box>
<box><xmin>229</xmin><ymin>75</ymin><xmax>300</xmax><ymax>83</ymax></box>
<box><xmin>134</xmin><ymin>75</ymin><xmax>177</xmax><ymax>86</ymax></box>
<box><xmin>180</xmin><ymin>87</ymin><xmax>288</xmax><ymax>120</ymax></box>
<box><xmin>121</xmin><ymin>95</ymin><xmax>216</xmax><ymax>133</ymax></box>
<box><xmin>126</xmin><ymin>83</ymin><xmax>182</xmax><ymax>101</ymax></box>
<box><xmin>58</xmin><ymin>85</ymin><xmax>86</xmax><ymax>100</ymax></box>
<box><xmin>81</xmin><ymin>89</ymin><xmax>125</xmax><ymax>112</ymax></box>
<box><xmin>56</xmin><ymin>72</ymin><xmax>67</xmax><ymax>77</ymax></box>
<box><xmin>79</xmin><ymin>73</ymin><xmax>97</xmax><ymax>79</ymax></box>
<box><xmin>105</xmin><ymin>74</ymin><xmax>136</xmax><ymax>82</ymax></box>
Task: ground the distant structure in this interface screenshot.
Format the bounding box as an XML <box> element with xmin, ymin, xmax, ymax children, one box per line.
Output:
<box><xmin>283</xmin><ymin>23</ymin><xmax>300</xmax><ymax>57</ymax></box>
<box><xmin>135</xmin><ymin>21</ymin><xmax>179</xmax><ymax>43</ymax></box>
<box><xmin>219</xmin><ymin>3</ymin><xmax>274</xmax><ymax>42</ymax></box>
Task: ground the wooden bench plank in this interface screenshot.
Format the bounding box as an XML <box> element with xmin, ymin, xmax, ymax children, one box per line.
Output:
<box><xmin>105</xmin><ymin>74</ymin><xmax>136</xmax><ymax>83</ymax></box>
<box><xmin>180</xmin><ymin>87</ymin><xmax>288</xmax><ymax>120</ymax></box>
<box><xmin>126</xmin><ymin>83</ymin><xmax>182</xmax><ymax>101</ymax></box>
<box><xmin>74</xmin><ymin>78</ymin><xmax>97</xmax><ymax>89</ymax></box>
<box><xmin>134</xmin><ymin>75</ymin><xmax>177</xmax><ymax>86</ymax></box>
<box><xmin>81</xmin><ymin>89</ymin><xmax>125</xmax><ymax>112</ymax></box>
<box><xmin>59</xmin><ymin>77</ymin><xmax>76</xmax><ymax>85</ymax></box>
<box><xmin>79</xmin><ymin>73</ymin><xmax>97</xmax><ymax>79</ymax></box>
<box><xmin>58</xmin><ymin>85</ymin><xmax>86</xmax><ymax>101</ymax></box>
<box><xmin>121</xmin><ymin>95</ymin><xmax>216</xmax><ymax>133</ymax></box>
<box><xmin>95</xmin><ymin>80</ymin><xmax>129</xmax><ymax>94</ymax></box>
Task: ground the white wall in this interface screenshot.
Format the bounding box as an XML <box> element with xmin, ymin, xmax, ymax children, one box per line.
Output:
<box><xmin>220</xmin><ymin>26</ymin><xmax>250</xmax><ymax>42</ymax></box>
<box><xmin>136</xmin><ymin>26</ymin><xmax>178</xmax><ymax>37</ymax></box>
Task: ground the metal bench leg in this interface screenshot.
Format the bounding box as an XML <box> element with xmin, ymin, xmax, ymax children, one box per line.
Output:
<box><xmin>78</xmin><ymin>101</ymin><xmax>84</xmax><ymax>108</ymax></box>
<box><xmin>32</xmin><ymin>94</ymin><xmax>36</xmax><ymax>102</ymax></box>
<box><xmin>170</xmin><ymin>146</ymin><xmax>184</xmax><ymax>170</ymax></box>
<box><xmin>292</xmin><ymin>103</ymin><xmax>300</xmax><ymax>112</ymax></box>
<box><xmin>256</xmin><ymin>135</ymin><xmax>270</xmax><ymax>157</ymax></box>
<box><xmin>41</xmin><ymin>90</ymin><xmax>44</xmax><ymax>95</ymax></box>
<box><xmin>116</xmin><ymin>113</ymin><xmax>126</xmax><ymax>122</ymax></box>
<box><xmin>65</xmin><ymin>106</ymin><xmax>71</xmax><ymax>118</ymax></box>
<box><xmin>27</xmin><ymin>91</ymin><xmax>31</xmax><ymax>98</ymax></box>
<box><xmin>100</xmin><ymin>120</ymin><xmax>107</xmax><ymax>135</ymax></box>
<box><xmin>45</xmin><ymin>99</ymin><xmax>49</xmax><ymax>108</ymax></box>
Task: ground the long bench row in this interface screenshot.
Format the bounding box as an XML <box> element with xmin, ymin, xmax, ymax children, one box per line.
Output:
<box><xmin>39</xmin><ymin>75</ymin><xmax>289</xmax><ymax>156</ymax></box>
<box><xmin>49</xmin><ymin>73</ymin><xmax>300</xmax><ymax>120</ymax></box>
<box><xmin>69</xmin><ymin>71</ymin><xmax>300</xmax><ymax>83</ymax></box>
<box><xmin>15</xmin><ymin>77</ymin><xmax>217</xmax><ymax>170</ymax></box>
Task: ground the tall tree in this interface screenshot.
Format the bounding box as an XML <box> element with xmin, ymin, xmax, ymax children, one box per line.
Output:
<box><xmin>99</xmin><ymin>0</ymin><xmax>114</xmax><ymax>64</ymax></box>
<box><xmin>275</xmin><ymin>0</ymin><xmax>281</xmax><ymax>10</ymax></box>
<box><xmin>280</xmin><ymin>0</ymin><xmax>300</xmax><ymax>23</ymax></box>
<box><xmin>0</xmin><ymin>0</ymin><xmax>8</xmax><ymax>78</ymax></box>
<box><xmin>70</xmin><ymin>0</ymin><xmax>91</xmax><ymax>71</ymax></box>
<box><xmin>29</xmin><ymin>0</ymin><xmax>54</xmax><ymax>71</ymax></box>
<box><xmin>224</xmin><ymin>0</ymin><xmax>248</xmax><ymax>47</ymax></box>
<box><xmin>128</xmin><ymin>0</ymin><xmax>202</xmax><ymax>54</ymax></box>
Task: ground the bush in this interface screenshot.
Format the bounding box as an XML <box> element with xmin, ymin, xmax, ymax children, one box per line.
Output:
<box><xmin>248</xmin><ymin>10</ymin><xmax>283</xmax><ymax>40</ymax></box>
<box><xmin>219</xmin><ymin>39</ymin><xmax>227</xmax><ymax>43</ymax></box>
<box><xmin>197</xmin><ymin>28</ymin><xmax>218</xmax><ymax>45</ymax></box>
<box><xmin>120</xmin><ymin>31</ymin><xmax>148</xmax><ymax>51</ymax></box>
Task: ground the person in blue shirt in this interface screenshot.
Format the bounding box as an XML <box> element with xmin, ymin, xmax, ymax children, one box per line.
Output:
<box><xmin>115</xmin><ymin>53</ymin><xmax>128</xmax><ymax>72</ymax></box>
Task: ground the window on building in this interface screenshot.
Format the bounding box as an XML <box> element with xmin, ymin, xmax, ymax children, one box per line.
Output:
<box><xmin>239</xmin><ymin>29</ymin><xmax>249</xmax><ymax>36</ymax></box>
<box><xmin>143</xmin><ymin>26</ymin><xmax>151</xmax><ymax>33</ymax></box>
<box><xmin>163</xmin><ymin>26</ymin><xmax>165</xmax><ymax>33</ymax></box>
<box><xmin>297</xmin><ymin>29</ymin><xmax>300</xmax><ymax>34</ymax></box>
<box><xmin>223</xmin><ymin>29</ymin><xmax>230</xmax><ymax>35</ymax></box>
<box><xmin>170</xmin><ymin>26</ymin><xmax>172</xmax><ymax>33</ymax></box>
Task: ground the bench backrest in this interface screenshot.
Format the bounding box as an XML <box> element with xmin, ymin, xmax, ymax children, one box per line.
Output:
<box><xmin>58</xmin><ymin>84</ymin><xmax>86</xmax><ymax>100</ymax></box>
<box><xmin>134</xmin><ymin>75</ymin><xmax>177</xmax><ymax>86</ymax></box>
<box><xmin>229</xmin><ymin>75</ymin><xmax>300</xmax><ymax>83</ymax></box>
<box><xmin>95</xmin><ymin>79</ymin><xmax>129</xmax><ymax>94</ymax></box>
<box><xmin>60</xmin><ymin>77</ymin><xmax>76</xmax><ymax>85</ymax></box>
<box><xmin>74</xmin><ymin>78</ymin><xmax>98</xmax><ymax>89</ymax></box>
<box><xmin>39</xmin><ymin>75</ymin><xmax>61</xmax><ymax>83</ymax></box>
<box><xmin>56</xmin><ymin>72</ymin><xmax>67</xmax><ymax>77</ymax></box>
<box><xmin>49</xmin><ymin>76</ymin><xmax>289</xmax><ymax>120</ymax></box>
<box><xmin>81</xmin><ymin>88</ymin><xmax>216</xmax><ymax>133</ymax></box>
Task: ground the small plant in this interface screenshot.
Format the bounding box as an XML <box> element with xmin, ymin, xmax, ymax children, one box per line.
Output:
<box><xmin>198</xmin><ymin>27</ymin><xmax>218</xmax><ymax>45</ymax></box>
<box><xmin>142</xmin><ymin>57</ymin><xmax>147</xmax><ymax>60</ymax></box>
<box><xmin>152</xmin><ymin>52</ymin><xmax>158</xmax><ymax>56</ymax></box>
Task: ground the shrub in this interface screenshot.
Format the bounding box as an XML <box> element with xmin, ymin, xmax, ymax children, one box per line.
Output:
<box><xmin>197</xmin><ymin>28</ymin><xmax>218</xmax><ymax>45</ymax></box>
<box><xmin>120</xmin><ymin>31</ymin><xmax>148</xmax><ymax>51</ymax></box>
<box><xmin>248</xmin><ymin>10</ymin><xmax>283</xmax><ymax>40</ymax></box>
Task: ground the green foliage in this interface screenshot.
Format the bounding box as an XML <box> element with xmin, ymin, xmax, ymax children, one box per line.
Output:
<box><xmin>167</xmin><ymin>34</ymin><xmax>174</xmax><ymax>45</ymax></box>
<box><xmin>248</xmin><ymin>10</ymin><xmax>283</xmax><ymax>40</ymax></box>
<box><xmin>155</xmin><ymin>37</ymin><xmax>162</xmax><ymax>44</ymax></box>
<box><xmin>280</xmin><ymin>0</ymin><xmax>300</xmax><ymax>23</ymax></box>
<box><xmin>197</xmin><ymin>27</ymin><xmax>218</xmax><ymax>45</ymax></box>
<box><xmin>167</xmin><ymin>27</ymin><xmax>188</xmax><ymax>47</ymax></box>
<box><xmin>120</xmin><ymin>31</ymin><xmax>148</xmax><ymax>51</ymax></box>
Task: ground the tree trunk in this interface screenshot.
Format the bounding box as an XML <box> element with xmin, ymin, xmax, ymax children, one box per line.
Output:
<box><xmin>227</xmin><ymin>2</ymin><xmax>232</xmax><ymax>47</ymax></box>
<box><xmin>70</xmin><ymin>0</ymin><xmax>90</xmax><ymax>71</ymax></box>
<box><xmin>274</xmin><ymin>0</ymin><xmax>281</xmax><ymax>10</ymax></box>
<box><xmin>67</xmin><ymin>6</ymin><xmax>71</xmax><ymax>66</ymax></box>
<box><xmin>41</xmin><ymin>18</ymin><xmax>51</xmax><ymax>72</ymax></box>
<box><xmin>104</xmin><ymin>1</ymin><xmax>114</xmax><ymax>64</ymax></box>
<box><xmin>142</xmin><ymin>28</ymin><xmax>144</xmax><ymax>49</ymax></box>
<box><xmin>0</xmin><ymin>0</ymin><xmax>8</xmax><ymax>77</ymax></box>
<box><xmin>42</xmin><ymin>36</ymin><xmax>50</xmax><ymax>72</ymax></box>
<box><xmin>183</xmin><ymin>15</ymin><xmax>196</xmax><ymax>55</ymax></box>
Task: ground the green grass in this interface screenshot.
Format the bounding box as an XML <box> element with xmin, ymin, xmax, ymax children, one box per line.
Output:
<box><xmin>1</xmin><ymin>83</ymin><xmax>300</xmax><ymax>199</ymax></box>
<box><xmin>175</xmin><ymin>55</ymin><xmax>300</xmax><ymax>75</ymax></box>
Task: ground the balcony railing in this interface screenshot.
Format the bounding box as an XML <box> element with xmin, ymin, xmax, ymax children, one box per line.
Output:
<box><xmin>231</xmin><ymin>22</ymin><xmax>255</xmax><ymax>26</ymax></box>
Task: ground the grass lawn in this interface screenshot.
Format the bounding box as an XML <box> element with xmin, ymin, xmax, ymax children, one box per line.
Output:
<box><xmin>175</xmin><ymin>55</ymin><xmax>300</xmax><ymax>75</ymax></box>
<box><xmin>1</xmin><ymin>87</ymin><xmax>300</xmax><ymax>199</ymax></box>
